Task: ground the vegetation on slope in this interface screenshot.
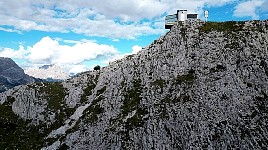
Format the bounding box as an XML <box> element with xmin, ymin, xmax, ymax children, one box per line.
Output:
<box><xmin>0</xmin><ymin>96</ymin><xmax>44</xmax><ymax>149</ymax></box>
<box><xmin>0</xmin><ymin>82</ymin><xmax>77</xmax><ymax>149</ymax></box>
<box><xmin>199</xmin><ymin>21</ymin><xmax>245</xmax><ymax>32</ymax></box>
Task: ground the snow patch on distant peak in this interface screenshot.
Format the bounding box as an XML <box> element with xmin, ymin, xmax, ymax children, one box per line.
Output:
<box><xmin>25</xmin><ymin>64</ymin><xmax>69</xmax><ymax>80</ymax></box>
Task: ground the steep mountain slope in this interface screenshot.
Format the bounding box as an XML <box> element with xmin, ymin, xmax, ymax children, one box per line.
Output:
<box><xmin>0</xmin><ymin>57</ymin><xmax>39</xmax><ymax>93</ymax></box>
<box><xmin>1</xmin><ymin>20</ymin><xmax>268</xmax><ymax>149</ymax></box>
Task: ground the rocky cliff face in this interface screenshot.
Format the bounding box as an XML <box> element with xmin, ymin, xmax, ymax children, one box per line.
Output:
<box><xmin>0</xmin><ymin>20</ymin><xmax>268</xmax><ymax>149</ymax></box>
<box><xmin>0</xmin><ymin>57</ymin><xmax>38</xmax><ymax>93</ymax></box>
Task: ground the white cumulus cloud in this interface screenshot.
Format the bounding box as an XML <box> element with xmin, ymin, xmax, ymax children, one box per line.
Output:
<box><xmin>234</xmin><ymin>0</ymin><xmax>265</xmax><ymax>19</ymax></box>
<box><xmin>0</xmin><ymin>45</ymin><xmax>27</xmax><ymax>59</ymax></box>
<box><xmin>26</xmin><ymin>36</ymin><xmax>118</xmax><ymax>65</ymax></box>
<box><xmin>132</xmin><ymin>45</ymin><xmax>142</xmax><ymax>54</ymax></box>
<box><xmin>27</xmin><ymin>37</ymin><xmax>59</xmax><ymax>64</ymax></box>
<box><xmin>69</xmin><ymin>65</ymin><xmax>88</xmax><ymax>74</ymax></box>
<box><xmin>103</xmin><ymin>45</ymin><xmax>144</xmax><ymax>64</ymax></box>
<box><xmin>205</xmin><ymin>0</ymin><xmax>237</xmax><ymax>7</ymax></box>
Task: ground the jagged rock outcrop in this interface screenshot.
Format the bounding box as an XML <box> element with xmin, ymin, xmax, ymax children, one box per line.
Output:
<box><xmin>0</xmin><ymin>57</ymin><xmax>39</xmax><ymax>93</ymax></box>
<box><xmin>0</xmin><ymin>20</ymin><xmax>268</xmax><ymax>149</ymax></box>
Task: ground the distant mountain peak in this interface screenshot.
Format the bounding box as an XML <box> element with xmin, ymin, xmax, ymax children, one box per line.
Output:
<box><xmin>25</xmin><ymin>64</ymin><xmax>69</xmax><ymax>80</ymax></box>
<box><xmin>0</xmin><ymin>57</ymin><xmax>37</xmax><ymax>93</ymax></box>
<box><xmin>39</xmin><ymin>64</ymin><xmax>54</xmax><ymax>69</ymax></box>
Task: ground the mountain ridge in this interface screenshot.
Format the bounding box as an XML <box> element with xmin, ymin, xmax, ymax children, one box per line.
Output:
<box><xmin>0</xmin><ymin>57</ymin><xmax>40</xmax><ymax>93</ymax></box>
<box><xmin>0</xmin><ymin>19</ymin><xmax>268</xmax><ymax>149</ymax></box>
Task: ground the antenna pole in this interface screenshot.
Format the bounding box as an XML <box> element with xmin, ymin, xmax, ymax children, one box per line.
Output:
<box><xmin>204</xmin><ymin>10</ymin><xmax>209</xmax><ymax>22</ymax></box>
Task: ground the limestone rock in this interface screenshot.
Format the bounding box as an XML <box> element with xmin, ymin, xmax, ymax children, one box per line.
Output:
<box><xmin>0</xmin><ymin>20</ymin><xmax>268</xmax><ymax>149</ymax></box>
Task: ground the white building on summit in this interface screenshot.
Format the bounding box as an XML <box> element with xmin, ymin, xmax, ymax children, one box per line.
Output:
<box><xmin>165</xmin><ymin>10</ymin><xmax>198</xmax><ymax>29</ymax></box>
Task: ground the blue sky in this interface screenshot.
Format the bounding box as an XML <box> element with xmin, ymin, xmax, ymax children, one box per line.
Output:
<box><xmin>0</xmin><ymin>0</ymin><xmax>268</xmax><ymax>74</ymax></box>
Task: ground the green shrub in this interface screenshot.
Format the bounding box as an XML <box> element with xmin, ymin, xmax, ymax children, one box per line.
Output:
<box><xmin>122</xmin><ymin>79</ymin><xmax>142</xmax><ymax>114</ymax></box>
<box><xmin>93</xmin><ymin>65</ymin><xmax>101</xmax><ymax>71</ymax></box>
<box><xmin>125</xmin><ymin>108</ymin><xmax>148</xmax><ymax>130</ymax></box>
<box><xmin>80</xmin><ymin>83</ymin><xmax>96</xmax><ymax>104</ymax></box>
<box><xmin>82</xmin><ymin>97</ymin><xmax>104</xmax><ymax>124</ymax></box>
<box><xmin>153</xmin><ymin>79</ymin><xmax>166</xmax><ymax>88</ymax></box>
<box><xmin>97</xmin><ymin>86</ymin><xmax>106</xmax><ymax>96</ymax></box>
<box><xmin>176</xmin><ymin>72</ymin><xmax>195</xmax><ymax>85</ymax></box>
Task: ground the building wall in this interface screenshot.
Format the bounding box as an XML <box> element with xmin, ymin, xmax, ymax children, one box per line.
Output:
<box><xmin>165</xmin><ymin>10</ymin><xmax>198</xmax><ymax>29</ymax></box>
<box><xmin>177</xmin><ymin>10</ymin><xmax>187</xmax><ymax>21</ymax></box>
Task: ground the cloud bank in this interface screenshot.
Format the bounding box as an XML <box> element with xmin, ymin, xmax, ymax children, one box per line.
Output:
<box><xmin>0</xmin><ymin>0</ymin><xmax>241</xmax><ymax>39</ymax></box>
<box><xmin>0</xmin><ymin>36</ymin><xmax>119</xmax><ymax>73</ymax></box>
<box><xmin>26</xmin><ymin>36</ymin><xmax>118</xmax><ymax>65</ymax></box>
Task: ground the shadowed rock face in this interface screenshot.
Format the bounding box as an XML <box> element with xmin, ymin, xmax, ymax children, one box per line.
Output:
<box><xmin>0</xmin><ymin>57</ymin><xmax>36</xmax><ymax>92</ymax></box>
<box><xmin>0</xmin><ymin>20</ymin><xmax>268</xmax><ymax>149</ymax></box>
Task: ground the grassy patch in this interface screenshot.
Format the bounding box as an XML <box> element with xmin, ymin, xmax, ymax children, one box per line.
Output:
<box><xmin>119</xmin><ymin>79</ymin><xmax>148</xmax><ymax>148</ymax></box>
<box><xmin>254</xmin><ymin>92</ymin><xmax>268</xmax><ymax>113</ymax></box>
<box><xmin>81</xmin><ymin>73</ymin><xmax>100</xmax><ymax>104</ymax></box>
<box><xmin>37</xmin><ymin>82</ymin><xmax>76</xmax><ymax>145</ymax></box>
<box><xmin>158</xmin><ymin>104</ymin><xmax>169</xmax><ymax>120</ymax></box>
<box><xmin>152</xmin><ymin>38</ymin><xmax>164</xmax><ymax>45</ymax></box>
<box><xmin>122</xmin><ymin>79</ymin><xmax>142</xmax><ymax>114</ymax></box>
<box><xmin>35</xmin><ymin>82</ymin><xmax>66</xmax><ymax>110</ymax></box>
<box><xmin>0</xmin><ymin>119</ymin><xmax>46</xmax><ymax>149</ymax></box>
<box><xmin>82</xmin><ymin>96</ymin><xmax>105</xmax><ymax>124</ymax></box>
<box><xmin>161</xmin><ymin>94</ymin><xmax>191</xmax><ymax>104</ymax></box>
<box><xmin>0</xmin><ymin>82</ymin><xmax>78</xmax><ymax>149</ymax></box>
<box><xmin>35</xmin><ymin>82</ymin><xmax>78</xmax><ymax>144</ymax></box>
<box><xmin>0</xmin><ymin>96</ymin><xmax>45</xmax><ymax>149</ymax></box>
<box><xmin>224</xmin><ymin>42</ymin><xmax>240</xmax><ymax>49</ymax></box>
<box><xmin>126</xmin><ymin>54</ymin><xmax>134</xmax><ymax>60</ymax></box>
<box><xmin>0</xmin><ymin>80</ymin><xmax>88</xmax><ymax>149</ymax></box>
<box><xmin>0</xmin><ymin>96</ymin><xmax>18</xmax><ymax>124</ymax></box>
<box><xmin>80</xmin><ymin>83</ymin><xmax>96</xmax><ymax>104</ymax></box>
<box><xmin>120</xmin><ymin>79</ymin><xmax>149</xmax><ymax>132</ymax></box>
<box><xmin>175</xmin><ymin>71</ymin><xmax>195</xmax><ymax>85</ymax></box>
<box><xmin>153</xmin><ymin>79</ymin><xmax>166</xmax><ymax>89</ymax></box>
<box><xmin>83</xmin><ymin>104</ymin><xmax>104</xmax><ymax>124</ymax></box>
<box><xmin>180</xmin><ymin>27</ymin><xmax>188</xmax><ymax>40</ymax></box>
<box><xmin>96</xmin><ymin>86</ymin><xmax>106</xmax><ymax>96</ymax></box>
<box><xmin>58</xmin><ymin>143</ymin><xmax>69</xmax><ymax>150</ymax></box>
<box><xmin>125</xmin><ymin>108</ymin><xmax>148</xmax><ymax>130</ymax></box>
<box><xmin>210</xmin><ymin>64</ymin><xmax>227</xmax><ymax>73</ymax></box>
<box><xmin>36</xmin><ymin>82</ymin><xmax>75</xmax><ymax>120</ymax></box>
<box><xmin>199</xmin><ymin>21</ymin><xmax>245</xmax><ymax>33</ymax></box>
<box><xmin>76</xmin><ymin>75</ymin><xmax>104</xmax><ymax>125</ymax></box>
